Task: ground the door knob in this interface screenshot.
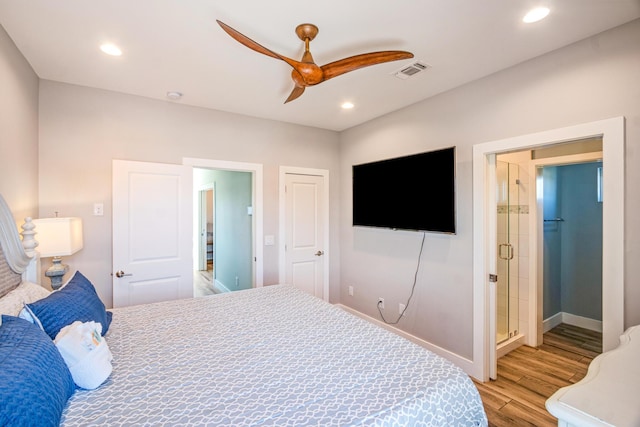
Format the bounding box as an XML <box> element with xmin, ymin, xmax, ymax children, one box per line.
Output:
<box><xmin>314</xmin><ymin>250</ymin><xmax>324</xmax><ymax>256</ymax></box>
<box><xmin>115</xmin><ymin>270</ymin><xmax>132</xmax><ymax>278</ymax></box>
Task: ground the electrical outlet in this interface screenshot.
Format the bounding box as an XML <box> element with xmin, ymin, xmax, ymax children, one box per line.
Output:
<box><xmin>348</xmin><ymin>286</ymin><xmax>354</xmax><ymax>296</ymax></box>
<box><xmin>93</xmin><ymin>203</ymin><xmax>104</xmax><ymax>216</ymax></box>
<box><xmin>399</xmin><ymin>303</ymin><xmax>406</xmax><ymax>316</ymax></box>
<box><xmin>378</xmin><ymin>298</ymin><xmax>385</xmax><ymax>309</ymax></box>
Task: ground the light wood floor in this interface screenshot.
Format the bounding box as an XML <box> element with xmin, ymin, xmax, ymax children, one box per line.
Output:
<box><xmin>193</xmin><ymin>270</ymin><xmax>216</xmax><ymax>297</ymax></box>
<box><xmin>474</xmin><ymin>324</ymin><xmax>602</xmax><ymax>426</ymax></box>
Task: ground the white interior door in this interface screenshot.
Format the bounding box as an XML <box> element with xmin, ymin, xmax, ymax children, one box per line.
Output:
<box><xmin>112</xmin><ymin>160</ymin><xmax>193</xmax><ymax>307</ymax></box>
<box><xmin>284</xmin><ymin>173</ymin><xmax>326</xmax><ymax>299</ymax></box>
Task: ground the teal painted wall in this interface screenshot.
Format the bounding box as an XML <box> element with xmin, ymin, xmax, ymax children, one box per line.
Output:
<box><xmin>543</xmin><ymin>162</ymin><xmax>603</xmax><ymax>321</ymax></box>
<box><xmin>194</xmin><ymin>168</ymin><xmax>253</xmax><ymax>291</ymax></box>
<box><xmin>543</xmin><ymin>167</ymin><xmax>562</xmax><ymax>318</ymax></box>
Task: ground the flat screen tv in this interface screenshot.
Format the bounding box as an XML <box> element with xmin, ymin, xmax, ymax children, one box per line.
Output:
<box><xmin>352</xmin><ymin>147</ymin><xmax>456</xmax><ymax>234</ymax></box>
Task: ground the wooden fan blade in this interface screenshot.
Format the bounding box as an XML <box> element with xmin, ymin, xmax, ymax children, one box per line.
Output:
<box><xmin>284</xmin><ymin>86</ymin><xmax>305</xmax><ymax>104</ymax></box>
<box><xmin>217</xmin><ymin>20</ymin><xmax>285</xmax><ymax>61</ymax></box>
<box><xmin>321</xmin><ymin>51</ymin><xmax>414</xmax><ymax>81</ymax></box>
<box><xmin>216</xmin><ymin>20</ymin><xmax>304</xmax><ymax>72</ymax></box>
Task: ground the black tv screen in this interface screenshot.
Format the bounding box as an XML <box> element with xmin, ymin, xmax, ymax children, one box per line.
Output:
<box><xmin>352</xmin><ymin>147</ymin><xmax>456</xmax><ymax>233</ymax></box>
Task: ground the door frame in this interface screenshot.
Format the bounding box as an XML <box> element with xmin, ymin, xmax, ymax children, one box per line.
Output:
<box><xmin>197</xmin><ymin>184</ymin><xmax>214</xmax><ymax>271</ymax></box>
<box><xmin>471</xmin><ymin>116</ymin><xmax>625</xmax><ymax>381</ymax></box>
<box><xmin>184</xmin><ymin>157</ymin><xmax>264</xmax><ymax>288</ymax></box>
<box><xmin>279</xmin><ymin>166</ymin><xmax>330</xmax><ymax>301</ymax></box>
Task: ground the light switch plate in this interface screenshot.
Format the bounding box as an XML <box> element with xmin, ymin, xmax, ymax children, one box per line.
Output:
<box><xmin>93</xmin><ymin>203</ymin><xmax>104</xmax><ymax>216</ymax></box>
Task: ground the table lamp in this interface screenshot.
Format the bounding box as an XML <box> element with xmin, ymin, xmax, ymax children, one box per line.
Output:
<box><xmin>33</xmin><ymin>217</ymin><xmax>83</xmax><ymax>289</ymax></box>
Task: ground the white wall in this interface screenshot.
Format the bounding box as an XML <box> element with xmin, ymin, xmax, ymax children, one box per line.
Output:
<box><xmin>38</xmin><ymin>81</ymin><xmax>341</xmax><ymax>306</ymax></box>
<box><xmin>0</xmin><ymin>24</ymin><xmax>39</xmax><ymax>221</ymax></box>
<box><xmin>339</xmin><ymin>19</ymin><xmax>640</xmax><ymax>359</ymax></box>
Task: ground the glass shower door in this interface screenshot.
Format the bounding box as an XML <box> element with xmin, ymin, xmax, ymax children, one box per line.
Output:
<box><xmin>496</xmin><ymin>161</ymin><xmax>519</xmax><ymax>344</ymax></box>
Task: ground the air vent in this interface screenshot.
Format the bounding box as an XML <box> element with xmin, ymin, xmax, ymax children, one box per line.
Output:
<box><xmin>392</xmin><ymin>61</ymin><xmax>431</xmax><ymax>80</ymax></box>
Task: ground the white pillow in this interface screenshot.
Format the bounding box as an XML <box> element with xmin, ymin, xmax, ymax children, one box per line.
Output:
<box><xmin>0</xmin><ymin>281</ymin><xmax>50</xmax><ymax>321</ymax></box>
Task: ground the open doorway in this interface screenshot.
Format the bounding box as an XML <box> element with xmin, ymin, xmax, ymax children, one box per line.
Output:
<box><xmin>471</xmin><ymin>117</ymin><xmax>624</xmax><ymax>382</ymax></box>
<box><xmin>494</xmin><ymin>141</ymin><xmax>604</xmax><ymax>362</ymax></box>
<box><xmin>193</xmin><ymin>167</ymin><xmax>253</xmax><ymax>296</ymax></box>
<box><xmin>184</xmin><ymin>157</ymin><xmax>264</xmax><ymax>297</ymax></box>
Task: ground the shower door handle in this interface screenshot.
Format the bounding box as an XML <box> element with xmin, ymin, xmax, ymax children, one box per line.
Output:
<box><xmin>498</xmin><ymin>243</ymin><xmax>514</xmax><ymax>260</ymax></box>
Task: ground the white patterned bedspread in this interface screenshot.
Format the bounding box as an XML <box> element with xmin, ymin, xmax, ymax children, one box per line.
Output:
<box><xmin>61</xmin><ymin>285</ymin><xmax>487</xmax><ymax>426</ymax></box>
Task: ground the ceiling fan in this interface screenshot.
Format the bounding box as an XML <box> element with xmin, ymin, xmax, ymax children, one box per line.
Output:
<box><xmin>216</xmin><ymin>20</ymin><xmax>414</xmax><ymax>103</ymax></box>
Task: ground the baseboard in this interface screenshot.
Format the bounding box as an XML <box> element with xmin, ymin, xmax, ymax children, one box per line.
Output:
<box><xmin>543</xmin><ymin>312</ymin><xmax>602</xmax><ymax>333</ymax></box>
<box><xmin>543</xmin><ymin>312</ymin><xmax>564</xmax><ymax>333</ymax></box>
<box><xmin>213</xmin><ymin>280</ymin><xmax>231</xmax><ymax>294</ymax></box>
<box><xmin>335</xmin><ymin>304</ymin><xmax>475</xmax><ymax>377</ymax></box>
<box><xmin>562</xmin><ymin>312</ymin><xmax>603</xmax><ymax>332</ymax></box>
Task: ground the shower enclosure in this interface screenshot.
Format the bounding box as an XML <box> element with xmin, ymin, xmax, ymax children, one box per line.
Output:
<box><xmin>496</xmin><ymin>161</ymin><xmax>521</xmax><ymax>344</ymax></box>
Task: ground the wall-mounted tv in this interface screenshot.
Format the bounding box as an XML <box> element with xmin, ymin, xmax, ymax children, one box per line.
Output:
<box><xmin>352</xmin><ymin>147</ymin><xmax>456</xmax><ymax>234</ymax></box>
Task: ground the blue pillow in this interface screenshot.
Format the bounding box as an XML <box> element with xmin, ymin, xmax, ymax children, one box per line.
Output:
<box><xmin>0</xmin><ymin>315</ymin><xmax>75</xmax><ymax>427</ymax></box>
<box><xmin>26</xmin><ymin>271</ymin><xmax>112</xmax><ymax>340</ymax></box>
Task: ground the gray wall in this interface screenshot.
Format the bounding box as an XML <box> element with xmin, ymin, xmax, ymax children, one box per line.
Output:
<box><xmin>544</xmin><ymin>163</ymin><xmax>603</xmax><ymax>321</ymax></box>
<box><xmin>37</xmin><ymin>81</ymin><xmax>341</xmax><ymax>305</ymax></box>
<box><xmin>340</xmin><ymin>19</ymin><xmax>640</xmax><ymax>359</ymax></box>
<box><xmin>0</xmin><ymin>24</ymin><xmax>39</xmax><ymax>221</ymax></box>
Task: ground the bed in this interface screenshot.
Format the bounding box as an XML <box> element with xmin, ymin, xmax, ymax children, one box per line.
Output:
<box><xmin>0</xmin><ymin>195</ymin><xmax>487</xmax><ymax>426</ymax></box>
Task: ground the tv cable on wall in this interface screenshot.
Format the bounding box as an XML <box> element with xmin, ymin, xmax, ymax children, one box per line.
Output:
<box><xmin>377</xmin><ymin>231</ymin><xmax>426</xmax><ymax>325</ymax></box>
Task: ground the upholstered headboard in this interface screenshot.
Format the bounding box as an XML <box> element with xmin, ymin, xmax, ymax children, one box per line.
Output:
<box><xmin>0</xmin><ymin>194</ymin><xmax>37</xmax><ymax>297</ymax></box>
<box><xmin>0</xmin><ymin>246</ymin><xmax>22</xmax><ymax>297</ymax></box>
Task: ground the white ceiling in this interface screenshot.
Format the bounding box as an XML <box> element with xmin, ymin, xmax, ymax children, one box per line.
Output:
<box><xmin>1</xmin><ymin>1</ymin><xmax>638</xmax><ymax>131</ymax></box>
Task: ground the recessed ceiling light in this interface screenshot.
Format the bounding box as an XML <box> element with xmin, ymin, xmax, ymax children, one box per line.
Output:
<box><xmin>523</xmin><ymin>7</ymin><xmax>550</xmax><ymax>23</ymax></box>
<box><xmin>100</xmin><ymin>43</ymin><xmax>122</xmax><ymax>56</ymax></box>
<box><xmin>341</xmin><ymin>102</ymin><xmax>354</xmax><ymax>110</ymax></box>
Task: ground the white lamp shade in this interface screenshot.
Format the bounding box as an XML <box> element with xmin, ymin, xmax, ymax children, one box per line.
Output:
<box><xmin>33</xmin><ymin>217</ymin><xmax>83</xmax><ymax>257</ymax></box>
